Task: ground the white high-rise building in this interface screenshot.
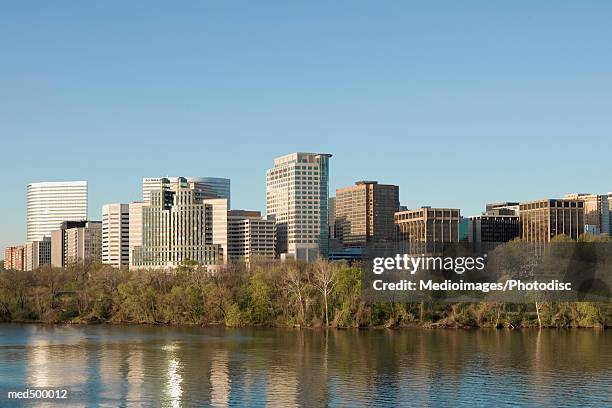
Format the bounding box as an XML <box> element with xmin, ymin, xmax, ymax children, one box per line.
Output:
<box><xmin>143</xmin><ymin>177</ymin><xmax>231</xmax><ymax>207</ymax></box>
<box><xmin>26</xmin><ymin>181</ymin><xmax>88</xmax><ymax>243</ymax></box>
<box><xmin>128</xmin><ymin>202</ymin><xmax>146</xmax><ymax>269</ymax></box>
<box><xmin>102</xmin><ymin>203</ymin><xmax>130</xmax><ymax>268</ymax></box>
<box><xmin>266</xmin><ymin>152</ymin><xmax>331</xmax><ymax>261</ymax></box>
<box><xmin>228</xmin><ymin>211</ymin><xmax>275</xmax><ymax>263</ymax></box>
<box><xmin>203</xmin><ymin>198</ymin><xmax>229</xmax><ymax>265</ymax></box>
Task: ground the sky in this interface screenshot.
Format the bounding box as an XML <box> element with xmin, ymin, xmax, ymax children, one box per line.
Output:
<box><xmin>1</xmin><ymin>1</ymin><xmax>612</xmax><ymax>254</ymax></box>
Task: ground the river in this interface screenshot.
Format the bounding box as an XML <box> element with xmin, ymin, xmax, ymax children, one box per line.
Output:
<box><xmin>0</xmin><ymin>324</ymin><xmax>610</xmax><ymax>407</ymax></box>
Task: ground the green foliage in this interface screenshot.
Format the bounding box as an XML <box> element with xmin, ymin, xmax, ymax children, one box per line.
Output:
<box><xmin>0</xmin><ymin>262</ymin><xmax>611</xmax><ymax>328</ymax></box>
<box><xmin>224</xmin><ymin>303</ymin><xmax>246</xmax><ymax>327</ymax></box>
<box><xmin>244</xmin><ymin>269</ymin><xmax>275</xmax><ymax>324</ymax></box>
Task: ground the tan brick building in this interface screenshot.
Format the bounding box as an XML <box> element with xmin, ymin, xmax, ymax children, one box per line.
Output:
<box><xmin>519</xmin><ymin>199</ymin><xmax>585</xmax><ymax>242</ymax></box>
<box><xmin>335</xmin><ymin>181</ymin><xmax>399</xmax><ymax>247</ymax></box>
<box><xmin>395</xmin><ymin>207</ymin><xmax>460</xmax><ymax>254</ymax></box>
<box><xmin>564</xmin><ymin>194</ymin><xmax>609</xmax><ymax>235</ymax></box>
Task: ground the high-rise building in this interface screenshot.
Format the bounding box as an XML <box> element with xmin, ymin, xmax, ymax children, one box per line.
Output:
<box><xmin>203</xmin><ymin>198</ymin><xmax>229</xmax><ymax>265</ymax></box>
<box><xmin>26</xmin><ymin>181</ymin><xmax>88</xmax><ymax>243</ymax></box>
<box><xmin>468</xmin><ymin>214</ymin><xmax>520</xmax><ymax>249</ymax></box>
<box><xmin>102</xmin><ymin>203</ymin><xmax>130</xmax><ymax>268</ymax></box>
<box><xmin>143</xmin><ymin>177</ymin><xmax>231</xmax><ymax>207</ymax></box>
<box><xmin>132</xmin><ymin>178</ymin><xmax>221</xmax><ymax>269</ymax></box>
<box><xmin>519</xmin><ymin>199</ymin><xmax>585</xmax><ymax>242</ymax></box>
<box><xmin>467</xmin><ymin>203</ymin><xmax>521</xmax><ymax>249</ymax></box>
<box><xmin>51</xmin><ymin>221</ymin><xmax>102</xmax><ymax>267</ymax></box>
<box><xmin>227</xmin><ymin>210</ymin><xmax>276</xmax><ymax>263</ymax></box>
<box><xmin>564</xmin><ymin>194</ymin><xmax>610</xmax><ymax>235</ymax></box>
<box><xmin>328</xmin><ymin>197</ymin><xmax>336</xmax><ymax>240</ymax></box>
<box><xmin>24</xmin><ymin>238</ymin><xmax>51</xmax><ymax>271</ymax></box>
<box><xmin>142</xmin><ymin>178</ymin><xmax>172</xmax><ymax>205</ymax></box>
<box><xmin>335</xmin><ymin>181</ymin><xmax>399</xmax><ymax>247</ymax></box>
<box><xmin>395</xmin><ymin>207</ymin><xmax>461</xmax><ymax>254</ymax></box>
<box><xmin>128</xmin><ymin>202</ymin><xmax>146</xmax><ymax>269</ymax></box>
<box><xmin>4</xmin><ymin>246</ymin><xmax>25</xmax><ymax>271</ymax></box>
<box><xmin>266</xmin><ymin>152</ymin><xmax>331</xmax><ymax>261</ymax></box>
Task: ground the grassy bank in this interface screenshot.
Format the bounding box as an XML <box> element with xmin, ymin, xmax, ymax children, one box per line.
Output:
<box><xmin>0</xmin><ymin>261</ymin><xmax>610</xmax><ymax>328</ymax></box>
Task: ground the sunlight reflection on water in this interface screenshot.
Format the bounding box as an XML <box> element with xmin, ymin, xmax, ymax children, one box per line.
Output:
<box><xmin>0</xmin><ymin>325</ymin><xmax>610</xmax><ymax>407</ymax></box>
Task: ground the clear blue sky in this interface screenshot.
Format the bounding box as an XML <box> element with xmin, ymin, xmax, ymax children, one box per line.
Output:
<box><xmin>1</xmin><ymin>1</ymin><xmax>611</xmax><ymax>253</ymax></box>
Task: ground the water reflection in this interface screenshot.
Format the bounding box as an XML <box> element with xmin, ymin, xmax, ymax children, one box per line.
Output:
<box><xmin>163</xmin><ymin>343</ymin><xmax>183</xmax><ymax>408</ymax></box>
<box><xmin>0</xmin><ymin>325</ymin><xmax>609</xmax><ymax>407</ymax></box>
<box><xmin>126</xmin><ymin>348</ymin><xmax>144</xmax><ymax>407</ymax></box>
<box><xmin>267</xmin><ymin>366</ymin><xmax>298</xmax><ymax>407</ymax></box>
<box><xmin>210</xmin><ymin>349</ymin><xmax>230</xmax><ymax>407</ymax></box>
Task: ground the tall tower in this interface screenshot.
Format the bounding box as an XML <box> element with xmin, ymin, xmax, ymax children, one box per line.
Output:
<box><xmin>26</xmin><ymin>181</ymin><xmax>88</xmax><ymax>242</ymax></box>
<box><xmin>266</xmin><ymin>152</ymin><xmax>331</xmax><ymax>261</ymax></box>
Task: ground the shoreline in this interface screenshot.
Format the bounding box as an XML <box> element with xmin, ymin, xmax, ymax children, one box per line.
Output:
<box><xmin>1</xmin><ymin>320</ymin><xmax>608</xmax><ymax>330</ymax></box>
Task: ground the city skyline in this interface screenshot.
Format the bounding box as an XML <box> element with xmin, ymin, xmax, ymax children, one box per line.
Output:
<box><xmin>0</xmin><ymin>161</ymin><xmax>612</xmax><ymax>253</ymax></box>
<box><xmin>4</xmin><ymin>165</ymin><xmax>612</xmax><ymax>256</ymax></box>
<box><xmin>2</xmin><ymin>2</ymin><xmax>612</xmax><ymax>253</ymax></box>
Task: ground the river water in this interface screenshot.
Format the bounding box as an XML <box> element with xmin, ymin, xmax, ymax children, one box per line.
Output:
<box><xmin>0</xmin><ymin>324</ymin><xmax>610</xmax><ymax>407</ymax></box>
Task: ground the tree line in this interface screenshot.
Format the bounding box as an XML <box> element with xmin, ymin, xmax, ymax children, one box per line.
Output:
<box><xmin>0</xmin><ymin>258</ymin><xmax>611</xmax><ymax>328</ymax></box>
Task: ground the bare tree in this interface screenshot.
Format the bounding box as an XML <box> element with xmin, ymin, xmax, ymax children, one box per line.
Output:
<box><xmin>283</xmin><ymin>265</ymin><xmax>309</xmax><ymax>325</ymax></box>
<box><xmin>312</xmin><ymin>259</ymin><xmax>338</xmax><ymax>326</ymax></box>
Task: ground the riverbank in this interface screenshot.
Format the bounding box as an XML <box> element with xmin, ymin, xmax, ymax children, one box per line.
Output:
<box><xmin>1</xmin><ymin>263</ymin><xmax>611</xmax><ymax>329</ymax></box>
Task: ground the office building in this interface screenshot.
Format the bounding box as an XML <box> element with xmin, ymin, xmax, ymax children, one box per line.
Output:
<box><xmin>24</xmin><ymin>238</ymin><xmax>51</xmax><ymax>271</ymax></box>
<box><xmin>328</xmin><ymin>196</ymin><xmax>343</xmax><ymax>253</ymax></box>
<box><xmin>468</xmin><ymin>214</ymin><xmax>520</xmax><ymax>248</ymax></box>
<box><xmin>335</xmin><ymin>181</ymin><xmax>399</xmax><ymax>247</ymax></box>
<box><xmin>227</xmin><ymin>210</ymin><xmax>276</xmax><ymax>263</ymax></box>
<box><xmin>132</xmin><ymin>178</ymin><xmax>221</xmax><ymax>269</ymax></box>
<box><xmin>102</xmin><ymin>203</ymin><xmax>130</xmax><ymax>268</ymax></box>
<box><xmin>395</xmin><ymin>207</ymin><xmax>461</xmax><ymax>254</ymax></box>
<box><xmin>51</xmin><ymin>221</ymin><xmax>102</xmax><ymax>267</ymax></box>
<box><xmin>564</xmin><ymin>194</ymin><xmax>610</xmax><ymax>235</ymax></box>
<box><xmin>143</xmin><ymin>177</ymin><xmax>230</xmax><ymax>208</ymax></box>
<box><xmin>128</xmin><ymin>202</ymin><xmax>146</xmax><ymax>268</ymax></box>
<box><xmin>142</xmin><ymin>178</ymin><xmax>172</xmax><ymax>205</ymax></box>
<box><xmin>328</xmin><ymin>197</ymin><xmax>336</xmax><ymax>240</ymax></box>
<box><xmin>26</xmin><ymin>181</ymin><xmax>88</xmax><ymax>243</ymax></box>
<box><xmin>519</xmin><ymin>199</ymin><xmax>585</xmax><ymax>242</ymax></box>
<box><xmin>266</xmin><ymin>152</ymin><xmax>331</xmax><ymax>261</ymax></box>
<box><xmin>203</xmin><ymin>198</ymin><xmax>229</xmax><ymax>265</ymax></box>
<box><xmin>4</xmin><ymin>246</ymin><xmax>25</xmax><ymax>271</ymax></box>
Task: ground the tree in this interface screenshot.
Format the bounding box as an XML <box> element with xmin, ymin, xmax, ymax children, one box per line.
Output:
<box><xmin>312</xmin><ymin>259</ymin><xmax>338</xmax><ymax>326</ymax></box>
<box><xmin>282</xmin><ymin>265</ymin><xmax>310</xmax><ymax>325</ymax></box>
